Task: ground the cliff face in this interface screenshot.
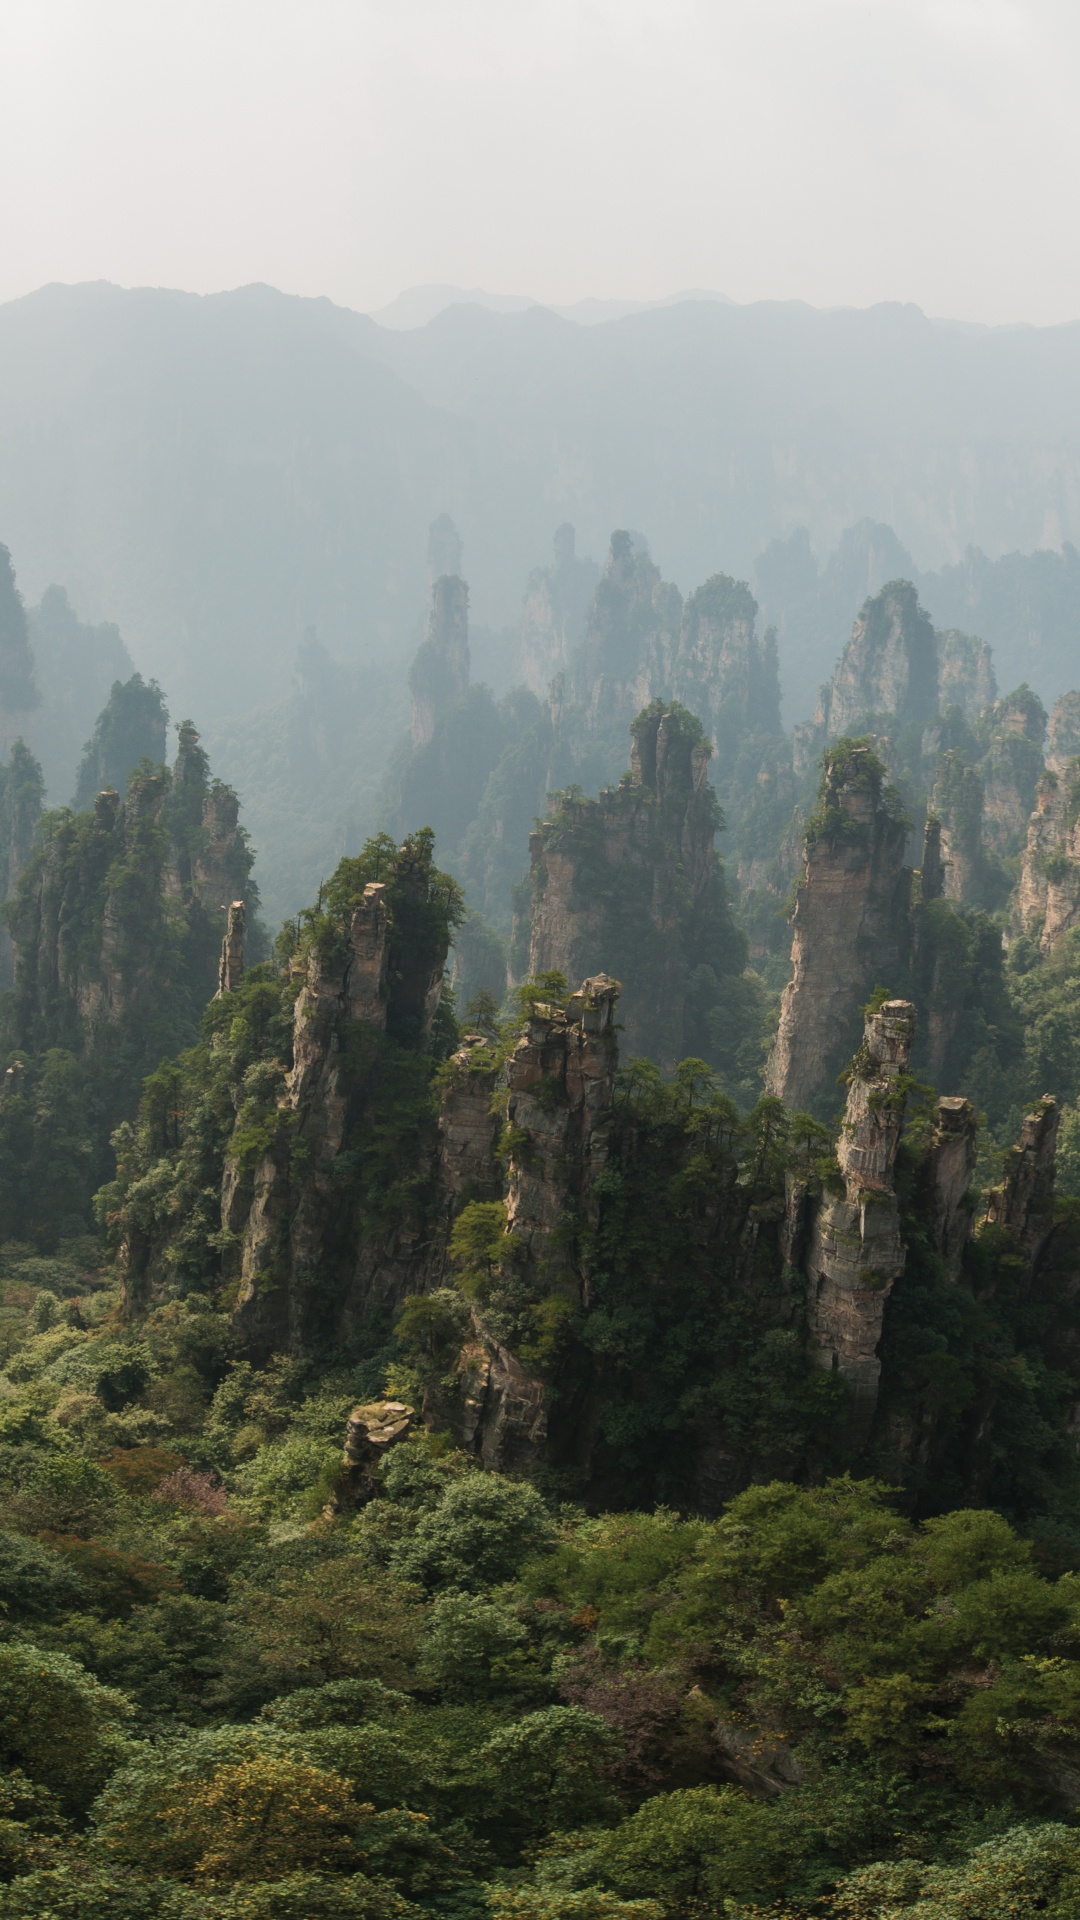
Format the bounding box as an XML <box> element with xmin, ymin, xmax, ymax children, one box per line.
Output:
<box><xmin>816</xmin><ymin>581</ymin><xmax>939</xmax><ymax>739</ymax></box>
<box><xmin>211</xmin><ymin>834</ymin><xmax>459</xmax><ymax>1357</ymax></box>
<box><xmin>929</xmin><ymin>750</ymin><xmax>985</xmax><ymax>904</ymax></box>
<box><xmin>986</xmin><ymin>1093</ymin><xmax>1059</xmax><ymax>1267</ymax></box>
<box><xmin>805</xmin><ymin>1000</ymin><xmax>915</xmax><ymax>1428</ymax></box>
<box><xmin>460</xmin><ymin>975</ymin><xmax>621</xmax><ymax>1472</ymax></box>
<box><xmin>767</xmin><ymin>743</ymin><xmax>911</xmax><ymax>1116</ymax></box>
<box><xmin>520</xmin><ymin>525</ymin><xmax>600</xmax><ymax>699</ymax></box>
<box><xmin>1016</xmin><ymin>694</ymin><xmax>1080</xmax><ymax>949</ymax></box>
<box><xmin>977</xmin><ymin>686</ymin><xmax>1047</xmax><ymax>857</ymax></box>
<box><xmin>936</xmin><ymin>627</ymin><xmax>997</xmax><ymax>721</ymax></box>
<box><xmin>0</xmin><ymin>740</ymin><xmax>44</xmax><ymax>988</ymax></box>
<box><xmin>410</xmin><ymin>575</ymin><xmax>470</xmax><ymax>749</ymax></box>
<box><xmin>795</xmin><ymin>582</ymin><xmax>995</xmax><ymax>780</ymax></box>
<box><xmin>526</xmin><ymin>701</ymin><xmax>744</xmax><ymax>1068</ymax></box>
<box><xmin>8</xmin><ymin>746</ymin><xmax>255</xmax><ymax>1087</ymax></box>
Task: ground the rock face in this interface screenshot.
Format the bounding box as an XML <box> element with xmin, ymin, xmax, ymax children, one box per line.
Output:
<box><xmin>805</xmin><ymin>1000</ymin><xmax>916</xmax><ymax>1427</ymax></box>
<box><xmin>928</xmin><ymin>1096</ymin><xmax>978</xmax><ymax>1277</ymax></box>
<box><xmin>459</xmin><ymin>975</ymin><xmax>621</xmax><ymax>1472</ymax></box>
<box><xmin>978</xmin><ymin>686</ymin><xmax>1047</xmax><ymax>858</ymax></box>
<box><xmin>527</xmin><ymin>701</ymin><xmax>741</xmax><ymax>1067</ymax></box>
<box><xmin>929</xmin><ymin>750</ymin><xmax>985</xmax><ymax>904</ymax></box>
<box><xmin>816</xmin><ymin>581</ymin><xmax>939</xmax><ymax>739</ymax></box>
<box><xmin>936</xmin><ymin>628</ymin><xmax>997</xmax><ymax>721</ymax></box>
<box><xmin>1016</xmin><ymin>735</ymin><xmax>1080</xmax><ymax>952</ymax></box>
<box><xmin>437</xmin><ymin>1035</ymin><xmax>502</xmax><ymax>1203</ymax></box>
<box><xmin>217</xmin><ymin>900</ymin><xmax>246</xmax><ymax>996</ymax></box>
<box><xmin>410</xmin><ymin>575</ymin><xmax>470</xmax><ymax>748</ymax></box>
<box><xmin>231</xmin><ymin>879</ymin><xmax>401</xmax><ymax>1350</ymax></box>
<box><xmin>9</xmin><ymin>741</ymin><xmax>254</xmax><ymax>1080</ymax></box>
<box><xmin>795</xmin><ymin>582</ymin><xmax>995</xmax><ymax>778</ymax></box>
<box><xmin>520</xmin><ymin>525</ymin><xmax>600</xmax><ymax>698</ymax></box>
<box><xmin>986</xmin><ymin>1095</ymin><xmax>1059</xmax><ymax>1268</ymax></box>
<box><xmin>767</xmin><ymin>744</ymin><xmax>911</xmax><ymax>1116</ymax></box>
<box><xmin>505</xmin><ymin>975</ymin><xmax>620</xmax><ymax>1297</ymax></box>
<box><xmin>329</xmin><ymin>1399</ymin><xmax>415</xmax><ymax>1511</ymax></box>
<box><xmin>561</xmin><ymin>535</ymin><xmax>781</xmax><ymax>762</ymax></box>
<box><xmin>671</xmin><ymin>574</ymin><xmax>781</xmax><ymax>754</ymax></box>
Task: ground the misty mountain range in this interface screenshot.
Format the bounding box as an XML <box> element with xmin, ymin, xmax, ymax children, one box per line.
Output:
<box><xmin>3</xmin><ymin>280</ymin><xmax>1080</xmax><ymax>733</ymax></box>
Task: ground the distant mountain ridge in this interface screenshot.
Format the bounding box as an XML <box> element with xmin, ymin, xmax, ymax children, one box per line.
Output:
<box><xmin>3</xmin><ymin>280</ymin><xmax>1080</xmax><ymax>732</ymax></box>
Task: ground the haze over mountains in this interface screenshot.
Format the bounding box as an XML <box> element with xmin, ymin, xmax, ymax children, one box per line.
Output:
<box><xmin>4</xmin><ymin>280</ymin><xmax>1080</xmax><ymax>732</ymax></box>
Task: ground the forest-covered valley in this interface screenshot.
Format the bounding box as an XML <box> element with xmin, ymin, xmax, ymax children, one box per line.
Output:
<box><xmin>6</xmin><ymin>508</ymin><xmax>1080</xmax><ymax>1917</ymax></box>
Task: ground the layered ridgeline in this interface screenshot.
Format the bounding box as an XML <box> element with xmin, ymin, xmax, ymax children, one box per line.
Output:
<box><xmin>0</xmin><ymin>718</ymin><xmax>260</xmax><ymax>1241</ymax></box>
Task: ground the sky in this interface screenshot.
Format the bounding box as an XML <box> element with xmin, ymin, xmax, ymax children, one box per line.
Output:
<box><xmin>3</xmin><ymin>0</ymin><xmax>1080</xmax><ymax>326</ymax></box>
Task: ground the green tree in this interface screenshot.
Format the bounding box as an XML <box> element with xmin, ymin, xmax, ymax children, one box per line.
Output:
<box><xmin>0</xmin><ymin>1642</ymin><xmax>132</xmax><ymax>1813</ymax></box>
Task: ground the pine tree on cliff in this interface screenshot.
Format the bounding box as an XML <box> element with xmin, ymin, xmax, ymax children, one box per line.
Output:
<box><xmin>73</xmin><ymin>673</ymin><xmax>168</xmax><ymax>808</ymax></box>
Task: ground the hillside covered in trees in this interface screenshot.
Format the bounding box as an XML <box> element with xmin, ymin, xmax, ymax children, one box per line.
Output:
<box><xmin>6</xmin><ymin>509</ymin><xmax>1080</xmax><ymax>1915</ymax></box>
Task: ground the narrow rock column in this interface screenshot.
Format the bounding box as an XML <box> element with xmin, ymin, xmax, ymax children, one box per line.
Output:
<box><xmin>767</xmin><ymin>745</ymin><xmax>912</xmax><ymax>1115</ymax></box>
<box><xmin>986</xmin><ymin>1094</ymin><xmax>1058</xmax><ymax>1269</ymax></box>
<box><xmin>929</xmin><ymin>1097</ymin><xmax>978</xmax><ymax>1277</ymax></box>
<box><xmin>805</xmin><ymin>999</ymin><xmax>916</xmax><ymax>1430</ymax></box>
<box><xmin>216</xmin><ymin>900</ymin><xmax>245</xmax><ymax>996</ymax></box>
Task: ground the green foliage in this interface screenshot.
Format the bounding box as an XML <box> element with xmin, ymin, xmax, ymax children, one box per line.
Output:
<box><xmin>386</xmin><ymin>1472</ymin><xmax>556</xmax><ymax>1593</ymax></box>
<box><xmin>73</xmin><ymin>673</ymin><xmax>167</xmax><ymax>808</ymax></box>
<box><xmin>480</xmin><ymin>1706</ymin><xmax>622</xmax><ymax>1838</ymax></box>
<box><xmin>0</xmin><ymin>1642</ymin><xmax>132</xmax><ymax>1812</ymax></box>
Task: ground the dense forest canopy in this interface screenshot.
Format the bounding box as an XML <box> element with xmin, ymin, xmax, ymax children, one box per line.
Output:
<box><xmin>5</xmin><ymin>464</ymin><xmax>1080</xmax><ymax>1915</ymax></box>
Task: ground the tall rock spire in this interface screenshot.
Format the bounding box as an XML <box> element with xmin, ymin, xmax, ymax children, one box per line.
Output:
<box><xmin>767</xmin><ymin>742</ymin><xmax>911</xmax><ymax>1116</ymax></box>
<box><xmin>805</xmin><ymin>999</ymin><xmax>916</xmax><ymax>1429</ymax></box>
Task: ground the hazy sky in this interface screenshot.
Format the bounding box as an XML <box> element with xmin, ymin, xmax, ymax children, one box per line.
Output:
<box><xmin>3</xmin><ymin>0</ymin><xmax>1079</xmax><ymax>325</ymax></box>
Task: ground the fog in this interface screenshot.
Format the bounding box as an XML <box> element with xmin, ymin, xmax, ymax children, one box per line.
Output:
<box><xmin>4</xmin><ymin>0</ymin><xmax>1080</xmax><ymax>325</ymax></box>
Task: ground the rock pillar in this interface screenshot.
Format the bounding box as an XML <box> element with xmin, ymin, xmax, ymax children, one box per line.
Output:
<box><xmin>805</xmin><ymin>999</ymin><xmax>916</xmax><ymax>1429</ymax></box>
<box><xmin>986</xmin><ymin>1095</ymin><xmax>1058</xmax><ymax>1269</ymax></box>
<box><xmin>217</xmin><ymin>900</ymin><xmax>245</xmax><ymax>996</ymax></box>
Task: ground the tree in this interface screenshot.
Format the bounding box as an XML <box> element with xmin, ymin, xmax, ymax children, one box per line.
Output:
<box><xmin>390</xmin><ymin>1473</ymin><xmax>555</xmax><ymax>1593</ymax></box>
<box><xmin>480</xmin><ymin>1706</ymin><xmax>622</xmax><ymax>1838</ymax></box>
<box><xmin>0</xmin><ymin>1643</ymin><xmax>132</xmax><ymax>1813</ymax></box>
<box><xmin>73</xmin><ymin>674</ymin><xmax>167</xmax><ymax>807</ymax></box>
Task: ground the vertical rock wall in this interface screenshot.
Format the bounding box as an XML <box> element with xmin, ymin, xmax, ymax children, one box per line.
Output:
<box><xmin>805</xmin><ymin>999</ymin><xmax>916</xmax><ymax>1427</ymax></box>
<box><xmin>767</xmin><ymin>745</ymin><xmax>911</xmax><ymax>1115</ymax></box>
<box><xmin>527</xmin><ymin>703</ymin><xmax>729</xmax><ymax>1067</ymax></box>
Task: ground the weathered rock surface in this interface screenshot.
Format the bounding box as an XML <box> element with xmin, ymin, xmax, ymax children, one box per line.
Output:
<box><xmin>437</xmin><ymin>1035</ymin><xmax>501</xmax><ymax>1203</ymax></box>
<box><xmin>767</xmin><ymin>744</ymin><xmax>911</xmax><ymax>1115</ymax></box>
<box><xmin>217</xmin><ymin>900</ymin><xmax>246</xmax><ymax>996</ymax></box>
<box><xmin>520</xmin><ymin>524</ymin><xmax>600</xmax><ymax>699</ymax></box>
<box><xmin>505</xmin><ymin>974</ymin><xmax>620</xmax><ymax>1296</ymax></box>
<box><xmin>929</xmin><ymin>750</ymin><xmax>984</xmax><ymax>904</ymax></box>
<box><xmin>805</xmin><ymin>1000</ymin><xmax>916</xmax><ymax>1425</ymax></box>
<box><xmin>986</xmin><ymin>1094</ymin><xmax>1059</xmax><ymax>1268</ymax></box>
<box><xmin>816</xmin><ymin>581</ymin><xmax>939</xmax><ymax>740</ymax></box>
<box><xmin>928</xmin><ymin>1096</ymin><xmax>978</xmax><ymax>1277</ymax></box>
<box><xmin>527</xmin><ymin>702</ymin><xmax>737</xmax><ymax>1067</ymax></box>
<box><xmin>978</xmin><ymin>686</ymin><xmax>1047</xmax><ymax>858</ymax></box>
<box><xmin>232</xmin><ymin>881</ymin><xmax>399</xmax><ymax>1347</ymax></box>
<box><xmin>329</xmin><ymin>1398</ymin><xmax>415</xmax><ymax>1510</ymax></box>
<box><xmin>1016</xmin><ymin>756</ymin><xmax>1080</xmax><ymax>951</ymax></box>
